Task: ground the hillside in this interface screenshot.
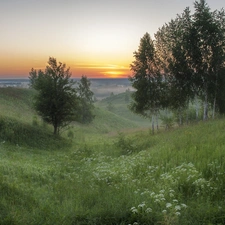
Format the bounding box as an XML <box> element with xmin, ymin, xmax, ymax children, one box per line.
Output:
<box><xmin>0</xmin><ymin>87</ymin><xmax>36</xmax><ymax>123</ymax></box>
<box><xmin>96</xmin><ymin>91</ymin><xmax>152</xmax><ymax>127</ymax></box>
<box><xmin>0</xmin><ymin>87</ymin><xmax>225</xmax><ymax>225</ymax></box>
<box><xmin>0</xmin><ymin>88</ymin><xmax>138</xmax><ymax>146</ymax></box>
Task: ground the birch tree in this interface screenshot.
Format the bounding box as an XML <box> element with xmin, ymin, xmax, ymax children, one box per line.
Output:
<box><xmin>130</xmin><ymin>33</ymin><xmax>165</xmax><ymax>134</ymax></box>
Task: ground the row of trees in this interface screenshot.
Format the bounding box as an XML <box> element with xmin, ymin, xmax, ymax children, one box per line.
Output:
<box><xmin>130</xmin><ymin>0</ymin><xmax>225</xmax><ymax>133</ymax></box>
<box><xmin>29</xmin><ymin>57</ymin><xmax>95</xmax><ymax>135</ymax></box>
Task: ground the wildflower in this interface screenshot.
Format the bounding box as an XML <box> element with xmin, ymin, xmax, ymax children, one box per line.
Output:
<box><xmin>175</xmin><ymin>212</ymin><xmax>181</xmax><ymax>216</ymax></box>
<box><xmin>175</xmin><ymin>205</ymin><xmax>181</xmax><ymax>211</ymax></box>
<box><xmin>162</xmin><ymin>210</ymin><xmax>167</xmax><ymax>214</ymax></box>
<box><xmin>166</xmin><ymin>203</ymin><xmax>172</xmax><ymax>208</ymax></box>
<box><xmin>138</xmin><ymin>202</ymin><xmax>146</xmax><ymax>208</ymax></box>
<box><xmin>131</xmin><ymin>207</ymin><xmax>138</xmax><ymax>214</ymax></box>
<box><xmin>181</xmin><ymin>203</ymin><xmax>187</xmax><ymax>209</ymax></box>
<box><xmin>145</xmin><ymin>208</ymin><xmax>152</xmax><ymax>213</ymax></box>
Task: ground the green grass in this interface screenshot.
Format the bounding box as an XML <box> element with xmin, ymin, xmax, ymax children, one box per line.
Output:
<box><xmin>96</xmin><ymin>92</ymin><xmax>152</xmax><ymax>127</ymax></box>
<box><xmin>0</xmin><ymin>87</ymin><xmax>36</xmax><ymax>123</ymax></box>
<box><xmin>0</xmin><ymin>88</ymin><xmax>225</xmax><ymax>225</ymax></box>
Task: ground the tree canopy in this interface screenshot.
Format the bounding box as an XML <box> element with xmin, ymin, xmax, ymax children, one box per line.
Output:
<box><xmin>130</xmin><ymin>0</ymin><xmax>225</xmax><ymax>129</ymax></box>
<box><xmin>29</xmin><ymin>57</ymin><xmax>80</xmax><ymax>135</ymax></box>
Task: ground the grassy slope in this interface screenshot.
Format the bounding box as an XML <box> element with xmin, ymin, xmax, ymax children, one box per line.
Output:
<box><xmin>0</xmin><ymin>87</ymin><xmax>36</xmax><ymax>123</ymax></box>
<box><xmin>96</xmin><ymin>92</ymin><xmax>152</xmax><ymax>127</ymax></box>
<box><xmin>0</xmin><ymin>88</ymin><xmax>225</xmax><ymax>225</ymax></box>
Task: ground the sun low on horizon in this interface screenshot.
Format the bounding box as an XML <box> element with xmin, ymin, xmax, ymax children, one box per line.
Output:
<box><xmin>0</xmin><ymin>0</ymin><xmax>224</xmax><ymax>79</ymax></box>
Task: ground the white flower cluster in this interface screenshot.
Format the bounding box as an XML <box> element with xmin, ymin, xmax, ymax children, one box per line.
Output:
<box><xmin>131</xmin><ymin>189</ymin><xmax>187</xmax><ymax>218</ymax></box>
<box><xmin>130</xmin><ymin>201</ymin><xmax>152</xmax><ymax>215</ymax></box>
<box><xmin>160</xmin><ymin>162</ymin><xmax>216</xmax><ymax>196</ymax></box>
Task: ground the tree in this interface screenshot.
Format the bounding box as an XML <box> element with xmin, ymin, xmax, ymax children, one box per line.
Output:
<box><xmin>130</xmin><ymin>33</ymin><xmax>165</xmax><ymax>134</ymax></box>
<box><xmin>165</xmin><ymin>10</ymin><xmax>195</xmax><ymax>124</ymax></box>
<box><xmin>186</xmin><ymin>0</ymin><xmax>225</xmax><ymax>120</ymax></box>
<box><xmin>153</xmin><ymin>0</ymin><xmax>225</xmax><ymax>122</ymax></box>
<box><xmin>29</xmin><ymin>57</ymin><xmax>80</xmax><ymax>135</ymax></box>
<box><xmin>76</xmin><ymin>75</ymin><xmax>95</xmax><ymax>124</ymax></box>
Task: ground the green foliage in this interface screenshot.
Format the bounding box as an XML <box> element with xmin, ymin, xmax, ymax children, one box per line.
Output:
<box><xmin>160</xmin><ymin>114</ymin><xmax>174</xmax><ymax>130</ymax></box>
<box><xmin>1</xmin><ymin>4</ymin><xmax>225</xmax><ymax>222</ymax></box>
<box><xmin>114</xmin><ymin>132</ymin><xmax>138</xmax><ymax>155</ymax></box>
<box><xmin>106</xmin><ymin>101</ymin><xmax>114</xmax><ymax>111</ymax></box>
<box><xmin>1</xmin><ymin>94</ymin><xmax>225</xmax><ymax>224</ymax></box>
<box><xmin>131</xmin><ymin>0</ymin><xmax>225</xmax><ymax>122</ymax></box>
<box><xmin>130</xmin><ymin>33</ymin><xmax>164</xmax><ymax>118</ymax></box>
<box><xmin>76</xmin><ymin>75</ymin><xmax>95</xmax><ymax>124</ymax></box>
<box><xmin>67</xmin><ymin>129</ymin><xmax>74</xmax><ymax>139</ymax></box>
<box><xmin>29</xmin><ymin>57</ymin><xmax>80</xmax><ymax>135</ymax></box>
<box><xmin>0</xmin><ymin>116</ymin><xmax>69</xmax><ymax>149</ymax></box>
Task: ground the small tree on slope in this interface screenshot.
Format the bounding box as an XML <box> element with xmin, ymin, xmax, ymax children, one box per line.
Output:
<box><xmin>29</xmin><ymin>57</ymin><xmax>80</xmax><ymax>135</ymax></box>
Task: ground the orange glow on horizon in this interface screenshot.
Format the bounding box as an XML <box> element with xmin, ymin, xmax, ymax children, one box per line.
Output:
<box><xmin>0</xmin><ymin>54</ymin><xmax>132</xmax><ymax>79</ymax></box>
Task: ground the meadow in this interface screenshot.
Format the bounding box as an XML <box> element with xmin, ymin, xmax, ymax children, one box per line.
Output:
<box><xmin>0</xmin><ymin>87</ymin><xmax>225</xmax><ymax>225</ymax></box>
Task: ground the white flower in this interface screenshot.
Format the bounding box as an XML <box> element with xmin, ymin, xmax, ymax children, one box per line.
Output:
<box><xmin>145</xmin><ymin>208</ymin><xmax>152</xmax><ymax>213</ymax></box>
<box><xmin>162</xmin><ymin>210</ymin><xmax>167</xmax><ymax>214</ymax></box>
<box><xmin>166</xmin><ymin>203</ymin><xmax>172</xmax><ymax>208</ymax></box>
<box><xmin>175</xmin><ymin>205</ymin><xmax>181</xmax><ymax>211</ymax></box>
<box><xmin>138</xmin><ymin>202</ymin><xmax>146</xmax><ymax>208</ymax></box>
<box><xmin>169</xmin><ymin>193</ymin><xmax>174</xmax><ymax>197</ymax></box>
<box><xmin>181</xmin><ymin>203</ymin><xmax>187</xmax><ymax>209</ymax></box>
<box><xmin>131</xmin><ymin>207</ymin><xmax>138</xmax><ymax>214</ymax></box>
<box><xmin>175</xmin><ymin>212</ymin><xmax>181</xmax><ymax>216</ymax></box>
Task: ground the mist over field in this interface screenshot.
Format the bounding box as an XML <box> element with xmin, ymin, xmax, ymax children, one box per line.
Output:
<box><xmin>0</xmin><ymin>78</ymin><xmax>133</xmax><ymax>98</ymax></box>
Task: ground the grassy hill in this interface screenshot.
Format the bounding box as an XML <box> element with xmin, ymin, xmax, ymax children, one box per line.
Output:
<box><xmin>0</xmin><ymin>87</ymin><xmax>36</xmax><ymax>123</ymax></box>
<box><xmin>95</xmin><ymin>91</ymin><xmax>152</xmax><ymax>127</ymax></box>
<box><xmin>0</xmin><ymin>88</ymin><xmax>225</xmax><ymax>225</ymax></box>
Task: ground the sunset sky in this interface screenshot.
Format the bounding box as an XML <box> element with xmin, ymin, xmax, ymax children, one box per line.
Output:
<box><xmin>0</xmin><ymin>0</ymin><xmax>224</xmax><ymax>78</ymax></box>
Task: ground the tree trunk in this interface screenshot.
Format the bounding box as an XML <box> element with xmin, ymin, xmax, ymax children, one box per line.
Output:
<box><xmin>151</xmin><ymin>114</ymin><xmax>155</xmax><ymax>135</ymax></box>
<box><xmin>156</xmin><ymin>112</ymin><xmax>159</xmax><ymax>131</ymax></box>
<box><xmin>186</xmin><ymin>110</ymin><xmax>189</xmax><ymax>125</ymax></box>
<box><xmin>203</xmin><ymin>91</ymin><xmax>208</xmax><ymax>120</ymax></box>
<box><xmin>212</xmin><ymin>78</ymin><xmax>218</xmax><ymax>120</ymax></box>
<box><xmin>165</xmin><ymin>109</ymin><xmax>168</xmax><ymax>130</ymax></box>
<box><xmin>212</xmin><ymin>97</ymin><xmax>216</xmax><ymax>120</ymax></box>
<box><xmin>195</xmin><ymin>100</ymin><xmax>199</xmax><ymax>121</ymax></box>
<box><xmin>53</xmin><ymin>125</ymin><xmax>57</xmax><ymax>135</ymax></box>
<box><xmin>178</xmin><ymin>108</ymin><xmax>182</xmax><ymax>126</ymax></box>
<box><xmin>53</xmin><ymin>120</ymin><xmax>58</xmax><ymax>135</ymax></box>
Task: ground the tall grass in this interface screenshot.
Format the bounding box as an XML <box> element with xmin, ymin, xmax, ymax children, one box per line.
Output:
<box><xmin>0</xmin><ymin>119</ymin><xmax>225</xmax><ymax>224</ymax></box>
<box><xmin>0</xmin><ymin>88</ymin><xmax>225</xmax><ymax>224</ymax></box>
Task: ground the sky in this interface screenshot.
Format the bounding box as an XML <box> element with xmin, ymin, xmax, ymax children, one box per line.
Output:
<box><xmin>0</xmin><ymin>0</ymin><xmax>224</xmax><ymax>79</ymax></box>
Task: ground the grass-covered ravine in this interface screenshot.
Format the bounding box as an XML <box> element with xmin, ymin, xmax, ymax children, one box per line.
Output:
<box><xmin>0</xmin><ymin>88</ymin><xmax>225</xmax><ymax>225</ymax></box>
